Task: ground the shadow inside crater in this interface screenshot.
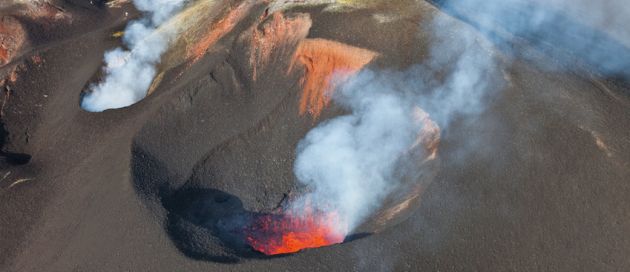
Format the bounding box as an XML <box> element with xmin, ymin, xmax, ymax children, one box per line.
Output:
<box><xmin>132</xmin><ymin>144</ymin><xmax>313</xmax><ymax>263</ymax></box>
<box><xmin>163</xmin><ymin>187</ymin><xmax>375</xmax><ymax>263</ymax></box>
<box><xmin>163</xmin><ymin>187</ymin><xmax>267</xmax><ymax>263</ymax></box>
<box><xmin>132</xmin><ymin>136</ymin><xmax>377</xmax><ymax>264</ymax></box>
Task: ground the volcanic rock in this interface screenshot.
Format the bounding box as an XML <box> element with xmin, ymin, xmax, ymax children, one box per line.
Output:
<box><xmin>1</xmin><ymin>1</ymin><xmax>629</xmax><ymax>271</ymax></box>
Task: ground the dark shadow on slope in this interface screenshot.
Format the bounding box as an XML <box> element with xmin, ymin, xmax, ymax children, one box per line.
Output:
<box><xmin>0</xmin><ymin>122</ymin><xmax>31</xmax><ymax>166</ymax></box>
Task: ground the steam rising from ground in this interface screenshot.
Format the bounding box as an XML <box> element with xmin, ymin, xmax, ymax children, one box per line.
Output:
<box><xmin>433</xmin><ymin>0</ymin><xmax>630</xmax><ymax>77</ymax></box>
<box><xmin>290</xmin><ymin>13</ymin><xmax>499</xmax><ymax>232</ymax></box>
<box><xmin>290</xmin><ymin>0</ymin><xmax>630</xmax><ymax>236</ymax></box>
<box><xmin>292</xmin><ymin>78</ymin><xmax>420</xmax><ymax>231</ymax></box>
<box><xmin>81</xmin><ymin>0</ymin><xmax>187</xmax><ymax>112</ymax></box>
<box><xmin>78</xmin><ymin>0</ymin><xmax>629</xmax><ymax>247</ymax></box>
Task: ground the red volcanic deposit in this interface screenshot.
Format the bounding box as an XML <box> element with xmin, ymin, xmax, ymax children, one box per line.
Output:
<box><xmin>248</xmin><ymin>12</ymin><xmax>312</xmax><ymax>81</ymax></box>
<box><xmin>189</xmin><ymin>1</ymin><xmax>255</xmax><ymax>62</ymax></box>
<box><xmin>246</xmin><ymin>209</ymin><xmax>347</xmax><ymax>255</ymax></box>
<box><xmin>290</xmin><ymin>39</ymin><xmax>378</xmax><ymax>119</ymax></box>
<box><xmin>0</xmin><ymin>17</ymin><xmax>25</xmax><ymax>66</ymax></box>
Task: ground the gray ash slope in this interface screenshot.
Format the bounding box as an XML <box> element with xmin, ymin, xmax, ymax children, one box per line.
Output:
<box><xmin>1</xmin><ymin>0</ymin><xmax>629</xmax><ymax>271</ymax></box>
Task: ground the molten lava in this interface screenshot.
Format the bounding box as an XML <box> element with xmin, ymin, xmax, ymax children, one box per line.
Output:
<box><xmin>290</xmin><ymin>39</ymin><xmax>378</xmax><ymax>119</ymax></box>
<box><xmin>246</xmin><ymin>208</ymin><xmax>347</xmax><ymax>255</ymax></box>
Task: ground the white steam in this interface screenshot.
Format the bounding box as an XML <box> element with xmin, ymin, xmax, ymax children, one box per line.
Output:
<box><xmin>435</xmin><ymin>0</ymin><xmax>630</xmax><ymax>77</ymax></box>
<box><xmin>292</xmin><ymin>77</ymin><xmax>420</xmax><ymax>231</ymax></box>
<box><xmin>291</xmin><ymin>13</ymin><xmax>498</xmax><ymax>232</ymax></box>
<box><xmin>290</xmin><ymin>0</ymin><xmax>630</xmax><ymax>235</ymax></box>
<box><xmin>81</xmin><ymin>0</ymin><xmax>187</xmax><ymax>112</ymax></box>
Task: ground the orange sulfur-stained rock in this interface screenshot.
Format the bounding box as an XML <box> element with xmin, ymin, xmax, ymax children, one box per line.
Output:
<box><xmin>243</xmin><ymin>11</ymin><xmax>377</xmax><ymax>120</ymax></box>
<box><xmin>248</xmin><ymin>12</ymin><xmax>312</xmax><ymax>81</ymax></box>
<box><xmin>188</xmin><ymin>1</ymin><xmax>256</xmax><ymax>63</ymax></box>
<box><xmin>0</xmin><ymin>1</ymin><xmax>70</xmax><ymax>67</ymax></box>
<box><xmin>8</xmin><ymin>68</ymin><xmax>18</xmax><ymax>83</ymax></box>
<box><xmin>411</xmin><ymin>106</ymin><xmax>441</xmax><ymax>160</ymax></box>
<box><xmin>370</xmin><ymin>106</ymin><xmax>441</xmax><ymax>232</ymax></box>
<box><xmin>0</xmin><ymin>16</ymin><xmax>26</xmax><ymax>66</ymax></box>
<box><xmin>289</xmin><ymin>39</ymin><xmax>379</xmax><ymax>119</ymax></box>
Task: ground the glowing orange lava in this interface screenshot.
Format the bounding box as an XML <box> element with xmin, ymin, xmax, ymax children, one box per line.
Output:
<box><xmin>188</xmin><ymin>1</ymin><xmax>255</xmax><ymax>63</ymax></box>
<box><xmin>289</xmin><ymin>39</ymin><xmax>378</xmax><ymax>119</ymax></box>
<box><xmin>246</xmin><ymin>208</ymin><xmax>346</xmax><ymax>255</ymax></box>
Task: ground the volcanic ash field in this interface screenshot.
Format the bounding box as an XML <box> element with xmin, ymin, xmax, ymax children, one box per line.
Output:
<box><xmin>1</xmin><ymin>0</ymin><xmax>630</xmax><ymax>271</ymax></box>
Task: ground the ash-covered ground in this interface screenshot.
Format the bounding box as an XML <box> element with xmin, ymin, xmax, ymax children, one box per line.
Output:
<box><xmin>1</xmin><ymin>0</ymin><xmax>629</xmax><ymax>271</ymax></box>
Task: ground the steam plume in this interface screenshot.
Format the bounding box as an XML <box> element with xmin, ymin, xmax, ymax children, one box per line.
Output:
<box><xmin>431</xmin><ymin>0</ymin><xmax>630</xmax><ymax>77</ymax></box>
<box><xmin>290</xmin><ymin>12</ymin><xmax>499</xmax><ymax>233</ymax></box>
<box><xmin>291</xmin><ymin>0</ymin><xmax>630</xmax><ymax>236</ymax></box>
<box><xmin>292</xmin><ymin>76</ymin><xmax>421</xmax><ymax>231</ymax></box>
<box><xmin>81</xmin><ymin>0</ymin><xmax>187</xmax><ymax>112</ymax></box>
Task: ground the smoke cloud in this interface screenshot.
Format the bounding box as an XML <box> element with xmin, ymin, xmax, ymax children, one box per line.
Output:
<box><xmin>291</xmin><ymin>75</ymin><xmax>421</xmax><ymax>231</ymax></box>
<box><xmin>290</xmin><ymin>0</ymin><xmax>630</xmax><ymax>235</ymax></box>
<box><xmin>431</xmin><ymin>0</ymin><xmax>630</xmax><ymax>77</ymax></box>
<box><xmin>81</xmin><ymin>0</ymin><xmax>187</xmax><ymax>112</ymax></box>
<box><xmin>290</xmin><ymin>12</ymin><xmax>500</xmax><ymax>233</ymax></box>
